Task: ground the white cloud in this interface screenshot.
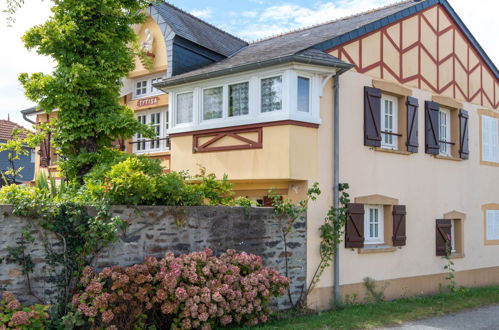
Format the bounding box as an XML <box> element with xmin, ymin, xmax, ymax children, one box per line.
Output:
<box><xmin>0</xmin><ymin>0</ymin><xmax>54</xmax><ymax>128</ymax></box>
<box><xmin>190</xmin><ymin>8</ymin><xmax>212</xmax><ymax>19</ymax></box>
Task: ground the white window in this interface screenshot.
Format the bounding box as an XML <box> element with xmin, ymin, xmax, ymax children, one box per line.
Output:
<box><xmin>482</xmin><ymin>115</ymin><xmax>499</xmax><ymax>163</ymax></box>
<box><xmin>439</xmin><ymin>108</ymin><xmax>451</xmax><ymax>156</ymax></box>
<box><xmin>133</xmin><ymin>109</ymin><xmax>169</xmax><ymax>153</ymax></box>
<box><xmin>486</xmin><ymin>210</ymin><xmax>499</xmax><ymax>241</ymax></box>
<box><xmin>261</xmin><ymin>76</ymin><xmax>282</xmax><ymax>112</ymax></box>
<box><xmin>450</xmin><ymin>219</ymin><xmax>456</xmax><ymax>253</ymax></box>
<box><xmin>30</xmin><ymin>150</ymin><xmax>35</xmax><ymax>163</ymax></box>
<box><xmin>364</xmin><ymin>205</ymin><xmax>384</xmax><ymax>244</ymax></box>
<box><xmin>136</xmin><ymin>80</ymin><xmax>148</xmax><ymax>96</ymax></box>
<box><xmin>203</xmin><ymin>86</ymin><xmax>223</xmax><ymax>120</ymax></box>
<box><xmin>176</xmin><ymin>92</ymin><xmax>193</xmax><ymax>124</ymax></box>
<box><xmin>380</xmin><ymin>94</ymin><xmax>398</xmax><ymax>149</ymax></box>
<box><xmin>297</xmin><ymin>77</ymin><xmax>310</xmax><ymax>113</ymax></box>
<box><xmin>229</xmin><ymin>82</ymin><xmax>249</xmax><ymax>117</ymax></box>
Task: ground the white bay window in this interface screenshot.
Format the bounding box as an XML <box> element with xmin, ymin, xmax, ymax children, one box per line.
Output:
<box><xmin>203</xmin><ymin>86</ymin><xmax>223</xmax><ymax>120</ymax></box>
<box><xmin>167</xmin><ymin>66</ymin><xmax>328</xmax><ymax>134</ymax></box>
<box><xmin>176</xmin><ymin>92</ymin><xmax>193</xmax><ymax>125</ymax></box>
<box><xmin>261</xmin><ymin>76</ymin><xmax>283</xmax><ymax>113</ymax></box>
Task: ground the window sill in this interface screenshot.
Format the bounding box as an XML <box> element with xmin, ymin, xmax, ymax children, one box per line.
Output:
<box><xmin>358</xmin><ymin>245</ymin><xmax>398</xmax><ymax>254</ymax></box>
<box><xmin>480</xmin><ymin>160</ymin><xmax>499</xmax><ymax>167</ymax></box>
<box><xmin>449</xmin><ymin>252</ymin><xmax>465</xmax><ymax>259</ymax></box>
<box><xmin>374</xmin><ymin>147</ymin><xmax>411</xmax><ymax>155</ymax></box>
<box><xmin>434</xmin><ymin>155</ymin><xmax>463</xmax><ymax>161</ymax></box>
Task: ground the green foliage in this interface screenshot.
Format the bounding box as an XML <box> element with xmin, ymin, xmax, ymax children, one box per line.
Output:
<box><xmin>308</xmin><ymin>183</ymin><xmax>350</xmax><ymax>295</ymax></box>
<box><xmin>5</xmin><ymin>226</ymin><xmax>35</xmax><ymax>276</ymax></box>
<box><xmin>442</xmin><ymin>241</ymin><xmax>467</xmax><ymax>293</ymax></box>
<box><xmin>18</xmin><ymin>0</ymin><xmax>155</xmax><ymax>180</ymax></box>
<box><xmin>0</xmin><ymin>292</ymin><xmax>49</xmax><ymax>329</ymax></box>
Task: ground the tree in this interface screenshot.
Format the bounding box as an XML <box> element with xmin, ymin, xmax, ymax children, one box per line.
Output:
<box><xmin>19</xmin><ymin>0</ymin><xmax>154</xmax><ymax>182</ymax></box>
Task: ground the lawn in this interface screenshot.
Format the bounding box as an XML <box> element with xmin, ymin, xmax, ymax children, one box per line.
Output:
<box><xmin>242</xmin><ymin>285</ymin><xmax>499</xmax><ymax>329</ymax></box>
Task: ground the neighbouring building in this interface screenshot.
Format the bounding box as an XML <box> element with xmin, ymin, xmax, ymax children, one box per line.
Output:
<box><xmin>22</xmin><ymin>0</ymin><xmax>499</xmax><ymax>309</ymax></box>
<box><xmin>0</xmin><ymin>119</ymin><xmax>34</xmax><ymax>184</ymax></box>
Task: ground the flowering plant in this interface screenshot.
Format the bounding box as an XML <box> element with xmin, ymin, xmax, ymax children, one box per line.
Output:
<box><xmin>73</xmin><ymin>248</ymin><xmax>290</xmax><ymax>329</ymax></box>
<box><xmin>0</xmin><ymin>292</ymin><xmax>49</xmax><ymax>329</ymax></box>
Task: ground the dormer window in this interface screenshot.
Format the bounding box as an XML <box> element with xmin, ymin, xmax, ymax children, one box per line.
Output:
<box><xmin>261</xmin><ymin>76</ymin><xmax>282</xmax><ymax>112</ymax></box>
<box><xmin>134</xmin><ymin>76</ymin><xmax>164</xmax><ymax>99</ymax></box>
<box><xmin>136</xmin><ymin>80</ymin><xmax>148</xmax><ymax>96</ymax></box>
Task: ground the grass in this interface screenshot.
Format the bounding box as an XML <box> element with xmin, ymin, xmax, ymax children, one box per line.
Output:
<box><xmin>241</xmin><ymin>285</ymin><xmax>499</xmax><ymax>329</ymax></box>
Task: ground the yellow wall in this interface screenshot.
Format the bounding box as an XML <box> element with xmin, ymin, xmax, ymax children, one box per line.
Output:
<box><xmin>170</xmin><ymin>125</ymin><xmax>318</xmax><ymax>181</ymax></box>
<box><xmin>130</xmin><ymin>15</ymin><xmax>168</xmax><ymax>78</ymax></box>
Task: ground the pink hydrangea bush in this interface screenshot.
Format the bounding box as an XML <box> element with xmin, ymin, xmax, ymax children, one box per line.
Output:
<box><xmin>0</xmin><ymin>291</ymin><xmax>50</xmax><ymax>329</ymax></box>
<box><xmin>73</xmin><ymin>248</ymin><xmax>290</xmax><ymax>329</ymax></box>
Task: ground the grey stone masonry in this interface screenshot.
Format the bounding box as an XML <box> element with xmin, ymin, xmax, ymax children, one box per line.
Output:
<box><xmin>0</xmin><ymin>205</ymin><xmax>306</xmax><ymax>309</ymax></box>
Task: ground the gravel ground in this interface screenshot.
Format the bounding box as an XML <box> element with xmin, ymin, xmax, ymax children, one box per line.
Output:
<box><xmin>382</xmin><ymin>304</ymin><xmax>499</xmax><ymax>330</ymax></box>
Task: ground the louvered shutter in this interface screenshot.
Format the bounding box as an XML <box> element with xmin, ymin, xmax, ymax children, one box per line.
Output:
<box><xmin>406</xmin><ymin>97</ymin><xmax>419</xmax><ymax>153</ymax></box>
<box><xmin>39</xmin><ymin>132</ymin><xmax>51</xmax><ymax>168</ymax></box>
<box><xmin>364</xmin><ymin>87</ymin><xmax>381</xmax><ymax>147</ymax></box>
<box><xmin>436</xmin><ymin>219</ymin><xmax>451</xmax><ymax>256</ymax></box>
<box><xmin>458</xmin><ymin>109</ymin><xmax>469</xmax><ymax>159</ymax></box>
<box><xmin>345</xmin><ymin>203</ymin><xmax>365</xmax><ymax>248</ymax></box>
<box><xmin>392</xmin><ymin>205</ymin><xmax>407</xmax><ymax>246</ymax></box>
<box><xmin>425</xmin><ymin>101</ymin><xmax>440</xmax><ymax>155</ymax></box>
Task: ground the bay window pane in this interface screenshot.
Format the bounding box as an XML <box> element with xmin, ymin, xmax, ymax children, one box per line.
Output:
<box><xmin>203</xmin><ymin>87</ymin><xmax>223</xmax><ymax>120</ymax></box>
<box><xmin>297</xmin><ymin>77</ymin><xmax>310</xmax><ymax>112</ymax></box>
<box><xmin>176</xmin><ymin>92</ymin><xmax>193</xmax><ymax>124</ymax></box>
<box><xmin>261</xmin><ymin>76</ymin><xmax>282</xmax><ymax>112</ymax></box>
<box><xmin>229</xmin><ymin>82</ymin><xmax>249</xmax><ymax>117</ymax></box>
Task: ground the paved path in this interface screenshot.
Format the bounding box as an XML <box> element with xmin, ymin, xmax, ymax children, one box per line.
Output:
<box><xmin>383</xmin><ymin>304</ymin><xmax>499</xmax><ymax>330</ymax></box>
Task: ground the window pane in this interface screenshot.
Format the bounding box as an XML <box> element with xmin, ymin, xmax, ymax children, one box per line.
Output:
<box><xmin>261</xmin><ymin>76</ymin><xmax>282</xmax><ymax>112</ymax></box>
<box><xmin>203</xmin><ymin>87</ymin><xmax>223</xmax><ymax>120</ymax></box>
<box><xmin>297</xmin><ymin>77</ymin><xmax>310</xmax><ymax>112</ymax></box>
<box><xmin>176</xmin><ymin>92</ymin><xmax>193</xmax><ymax>124</ymax></box>
<box><xmin>229</xmin><ymin>82</ymin><xmax>249</xmax><ymax>117</ymax></box>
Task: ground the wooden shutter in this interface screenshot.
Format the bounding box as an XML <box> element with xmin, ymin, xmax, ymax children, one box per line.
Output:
<box><xmin>345</xmin><ymin>203</ymin><xmax>365</xmax><ymax>248</ymax></box>
<box><xmin>458</xmin><ymin>109</ymin><xmax>469</xmax><ymax>159</ymax></box>
<box><xmin>364</xmin><ymin>87</ymin><xmax>381</xmax><ymax>147</ymax></box>
<box><xmin>392</xmin><ymin>205</ymin><xmax>407</xmax><ymax>246</ymax></box>
<box><xmin>39</xmin><ymin>132</ymin><xmax>51</xmax><ymax>168</ymax></box>
<box><xmin>425</xmin><ymin>101</ymin><xmax>440</xmax><ymax>155</ymax></box>
<box><xmin>406</xmin><ymin>97</ymin><xmax>419</xmax><ymax>153</ymax></box>
<box><xmin>436</xmin><ymin>219</ymin><xmax>451</xmax><ymax>256</ymax></box>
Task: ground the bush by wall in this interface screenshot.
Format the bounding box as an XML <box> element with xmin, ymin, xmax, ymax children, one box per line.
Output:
<box><xmin>72</xmin><ymin>248</ymin><xmax>290</xmax><ymax>329</ymax></box>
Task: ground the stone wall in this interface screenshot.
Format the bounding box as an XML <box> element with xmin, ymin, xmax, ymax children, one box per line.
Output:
<box><xmin>0</xmin><ymin>205</ymin><xmax>306</xmax><ymax>309</ymax></box>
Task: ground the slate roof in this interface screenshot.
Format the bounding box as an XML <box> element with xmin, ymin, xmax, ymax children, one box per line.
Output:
<box><xmin>156</xmin><ymin>0</ymin><xmax>419</xmax><ymax>87</ymax></box>
<box><xmin>153</xmin><ymin>1</ymin><xmax>247</xmax><ymax>57</ymax></box>
<box><xmin>0</xmin><ymin>120</ymin><xmax>30</xmax><ymax>141</ymax></box>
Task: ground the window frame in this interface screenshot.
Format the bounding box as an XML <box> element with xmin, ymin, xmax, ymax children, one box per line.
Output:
<box><xmin>297</xmin><ymin>76</ymin><xmax>311</xmax><ymax>113</ymax></box>
<box><xmin>175</xmin><ymin>91</ymin><xmax>194</xmax><ymax>126</ymax></box>
<box><xmin>364</xmin><ymin>204</ymin><xmax>385</xmax><ymax>245</ymax></box>
<box><xmin>228</xmin><ymin>81</ymin><xmax>250</xmax><ymax>118</ymax></box>
<box><xmin>482</xmin><ymin>114</ymin><xmax>499</xmax><ymax>163</ymax></box>
<box><xmin>202</xmin><ymin>85</ymin><xmax>225</xmax><ymax>121</ymax></box>
<box><xmin>260</xmin><ymin>75</ymin><xmax>283</xmax><ymax>113</ymax></box>
<box><xmin>133</xmin><ymin>75</ymin><xmax>165</xmax><ymax>100</ymax></box>
<box><xmin>133</xmin><ymin>108</ymin><xmax>169</xmax><ymax>154</ymax></box>
<box><xmin>438</xmin><ymin>107</ymin><xmax>452</xmax><ymax>157</ymax></box>
<box><xmin>486</xmin><ymin>209</ymin><xmax>499</xmax><ymax>241</ymax></box>
<box><xmin>380</xmin><ymin>94</ymin><xmax>399</xmax><ymax>150</ymax></box>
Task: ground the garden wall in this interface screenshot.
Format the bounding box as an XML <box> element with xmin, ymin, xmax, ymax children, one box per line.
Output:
<box><xmin>0</xmin><ymin>205</ymin><xmax>306</xmax><ymax>309</ymax></box>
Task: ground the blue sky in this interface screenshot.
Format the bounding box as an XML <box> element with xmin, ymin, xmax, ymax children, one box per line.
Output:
<box><xmin>0</xmin><ymin>0</ymin><xmax>497</xmax><ymax>127</ymax></box>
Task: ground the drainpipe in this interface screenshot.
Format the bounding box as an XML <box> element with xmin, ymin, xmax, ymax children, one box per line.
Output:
<box><xmin>332</xmin><ymin>73</ymin><xmax>341</xmax><ymax>307</ymax></box>
<box><xmin>22</xmin><ymin>111</ymin><xmax>36</xmax><ymax>125</ymax></box>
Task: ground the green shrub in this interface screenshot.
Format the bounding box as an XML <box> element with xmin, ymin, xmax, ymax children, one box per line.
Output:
<box><xmin>0</xmin><ymin>292</ymin><xmax>49</xmax><ymax>329</ymax></box>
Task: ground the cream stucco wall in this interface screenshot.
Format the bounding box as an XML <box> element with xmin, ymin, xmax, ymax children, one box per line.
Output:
<box><xmin>308</xmin><ymin>70</ymin><xmax>499</xmax><ymax>308</ymax></box>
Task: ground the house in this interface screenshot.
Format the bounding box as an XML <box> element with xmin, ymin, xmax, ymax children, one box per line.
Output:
<box><xmin>22</xmin><ymin>0</ymin><xmax>499</xmax><ymax>309</ymax></box>
<box><xmin>0</xmin><ymin>119</ymin><xmax>35</xmax><ymax>184</ymax></box>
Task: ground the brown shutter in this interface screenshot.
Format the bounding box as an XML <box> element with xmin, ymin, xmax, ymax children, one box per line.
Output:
<box><xmin>458</xmin><ymin>109</ymin><xmax>469</xmax><ymax>159</ymax></box>
<box><xmin>392</xmin><ymin>205</ymin><xmax>407</xmax><ymax>246</ymax></box>
<box><xmin>345</xmin><ymin>203</ymin><xmax>365</xmax><ymax>248</ymax></box>
<box><xmin>425</xmin><ymin>101</ymin><xmax>440</xmax><ymax>155</ymax></box>
<box><xmin>39</xmin><ymin>132</ymin><xmax>51</xmax><ymax>168</ymax></box>
<box><xmin>406</xmin><ymin>97</ymin><xmax>419</xmax><ymax>153</ymax></box>
<box><xmin>364</xmin><ymin>87</ymin><xmax>381</xmax><ymax>147</ymax></box>
<box><xmin>436</xmin><ymin>219</ymin><xmax>451</xmax><ymax>256</ymax></box>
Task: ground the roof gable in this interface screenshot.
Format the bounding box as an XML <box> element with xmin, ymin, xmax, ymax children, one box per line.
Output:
<box><xmin>0</xmin><ymin>120</ymin><xmax>30</xmax><ymax>141</ymax></box>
